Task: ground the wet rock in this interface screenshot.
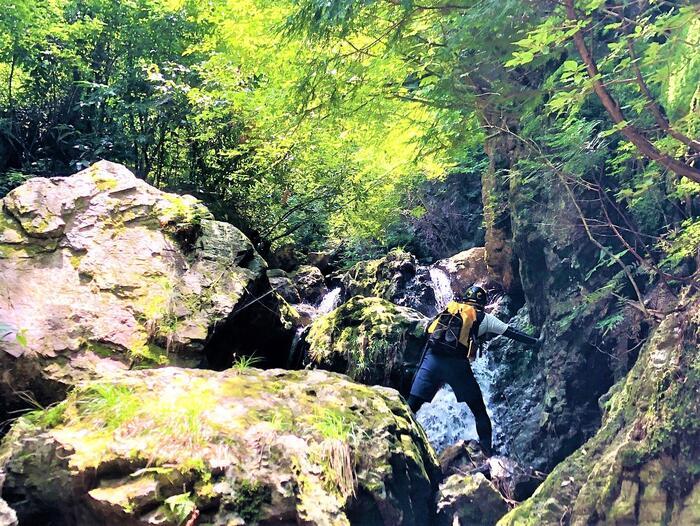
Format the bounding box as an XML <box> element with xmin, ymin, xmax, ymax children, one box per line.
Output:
<box><xmin>439</xmin><ymin>440</ymin><xmax>490</xmax><ymax>477</ymax></box>
<box><xmin>305</xmin><ymin>296</ymin><xmax>428</xmax><ymax>394</ymax></box>
<box><xmin>291</xmin><ymin>265</ymin><xmax>328</xmax><ymax>304</ymax></box>
<box><xmin>439</xmin><ymin>441</ymin><xmax>542</xmax><ymax>502</ymax></box>
<box><xmin>483</xmin><ymin>308</ymin><xmax>546</xmax><ymax>467</ymax></box>
<box><xmin>498</xmin><ymin>292</ymin><xmax>700</xmax><ymax>525</ymax></box>
<box><xmin>0</xmin><ymin>367</ymin><xmax>439</xmax><ymax>526</ymax></box>
<box><xmin>0</xmin><ymin>161</ymin><xmax>292</xmax><ymax>418</ymax></box>
<box><xmin>267</xmin><ymin>269</ymin><xmax>301</xmax><ymax>304</ymax></box>
<box><xmin>433</xmin><ymin>247</ymin><xmax>502</xmax><ymax>295</ymax></box>
<box><xmin>436</xmin><ymin>473</ymin><xmax>509</xmax><ymax>526</ymax></box>
<box><xmin>341</xmin><ymin>249</ymin><xmax>438</xmax><ymax>315</ymax></box>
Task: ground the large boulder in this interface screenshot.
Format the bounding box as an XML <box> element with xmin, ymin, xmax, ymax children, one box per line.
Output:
<box><xmin>341</xmin><ymin>249</ymin><xmax>438</xmax><ymax>315</ymax></box>
<box><xmin>432</xmin><ymin>247</ymin><xmax>501</xmax><ymax>295</ymax></box>
<box><xmin>498</xmin><ymin>292</ymin><xmax>700</xmax><ymax>525</ymax></box>
<box><xmin>0</xmin><ymin>367</ymin><xmax>439</xmax><ymax>526</ymax></box>
<box><xmin>304</xmin><ymin>296</ymin><xmax>428</xmax><ymax>394</ymax></box>
<box><xmin>0</xmin><ymin>161</ymin><xmax>292</xmax><ymax>418</ymax></box>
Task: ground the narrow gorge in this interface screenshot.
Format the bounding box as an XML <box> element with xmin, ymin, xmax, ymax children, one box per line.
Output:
<box><xmin>1</xmin><ymin>1</ymin><xmax>698</xmax><ymax>525</ymax></box>
<box><xmin>1</xmin><ymin>160</ymin><xmax>697</xmax><ymax>525</ymax></box>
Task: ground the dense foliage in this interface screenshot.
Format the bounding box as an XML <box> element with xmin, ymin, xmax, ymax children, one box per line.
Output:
<box><xmin>1</xmin><ymin>0</ymin><xmax>698</xmax><ymax>272</ymax></box>
<box><xmin>0</xmin><ymin>0</ymin><xmax>451</xmax><ymax>257</ymax></box>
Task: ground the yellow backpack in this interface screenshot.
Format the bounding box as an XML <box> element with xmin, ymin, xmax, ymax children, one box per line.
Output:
<box><xmin>427</xmin><ymin>301</ymin><xmax>480</xmax><ymax>360</ymax></box>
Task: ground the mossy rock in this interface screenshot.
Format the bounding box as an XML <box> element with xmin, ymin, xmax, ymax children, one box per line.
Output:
<box><xmin>0</xmin><ymin>161</ymin><xmax>289</xmax><ymax>420</ymax></box>
<box><xmin>340</xmin><ymin>249</ymin><xmax>441</xmax><ymax>313</ymax></box>
<box><xmin>497</xmin><ymin>292</ymin><xmax>700</xmax><ymax>525</ymax></box>
<box><xmin>305</xmin><ymin>296</ymin><xmax>428</xmax><ymax>393</ymax></box>
<box><xmin>0</xmin><ymin>367</ymin><xmax>439</xmax><ymax>526</ymax></box>
<box><xmin>436</xmin><ymin>473</ymin><xmax>509</xmax><ymax>526</ymax></box>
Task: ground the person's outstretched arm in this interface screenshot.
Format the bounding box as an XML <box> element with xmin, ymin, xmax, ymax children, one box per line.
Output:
<box><xmin>479</xmin><ymin>313</ymin><xmax>542</xmax><ymax>347</ymax></box>
<box><xmin>503</xmin><ymin>326</ymin><xmax>540</xmax><ymax>346</ymax></box>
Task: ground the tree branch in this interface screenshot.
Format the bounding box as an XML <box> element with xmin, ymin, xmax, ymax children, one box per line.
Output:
<box><xmin>626</xmin><ymin>40</ymin><xmax>700</xmax><ymax>154</ymax></box>
<box><xmin>564</xmin><ymin>0</ymin><xmax>700</xmax><ymax>183</ymax></box>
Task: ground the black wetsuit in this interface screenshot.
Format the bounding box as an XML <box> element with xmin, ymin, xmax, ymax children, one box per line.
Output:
<box><xmin>408</xmin><ymin>308</ymin><xmax>539</xmax><ymax>454</ymax></box>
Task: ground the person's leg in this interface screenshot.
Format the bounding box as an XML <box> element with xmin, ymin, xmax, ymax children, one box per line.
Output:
<box><xmin>408</xmin><ymin>352</ymin><xmax>442</xmax><ymax>413</ymax></box>
<box><xmin>407</xmin><ymin>394</ymin><xmax>428</xmax><ymax>413</ymax></box>
<box><xmin>448</xmin><ymin>361</ymin><xmax>493</xmax><ymax>455</ymax></box>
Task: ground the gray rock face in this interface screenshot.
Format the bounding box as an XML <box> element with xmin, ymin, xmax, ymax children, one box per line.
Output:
<box><xmin>267</xmin><ymin>270</ymin><xmax>302</xmax><ymax>304</ymax></box>
<box><xmin>291</xmin><ymin>265</ymin><xmax>328</xmax><ymax>304</ymax></box>
<box><xmin>1</xmin><ymin>367</ymin><xmax>439</xmax><ymax>526</ymax></box>
<box><xmin>0</xmin><ymin>161</ymin><xmax>283</xmax><ymax>417</ymax></box>
<box><xmin>432</xmin><ymin>247</ymin><xmax>501</xmax><ymax>295</ymax></box>
<box><xmin>498</xmin><ymin>292</ymin><xmax>700</xmax><ymax>526</ymax></box>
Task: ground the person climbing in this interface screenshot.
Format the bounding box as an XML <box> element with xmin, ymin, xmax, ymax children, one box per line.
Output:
<box><xmin>407</xmin><ymin>285</ymin><xmax>543</xmax><ymax>456</ymax></box>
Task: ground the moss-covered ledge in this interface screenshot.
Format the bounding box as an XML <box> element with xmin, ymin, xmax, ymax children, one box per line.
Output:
<box><xmin>498</xmin><ymin>291</ymin><xmax>700</xmax><ymax>525</ymax></box>
<box><xmin>305</xmin><ymin>296</ymin><xmax>428</xmax><ymax>393</ymax></box>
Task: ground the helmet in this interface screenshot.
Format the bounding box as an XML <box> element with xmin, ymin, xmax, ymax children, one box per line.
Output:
<box><xmin>461</xmin><ymin>285</ymin><xmax>487</xmax><ymax>308</ymax></box>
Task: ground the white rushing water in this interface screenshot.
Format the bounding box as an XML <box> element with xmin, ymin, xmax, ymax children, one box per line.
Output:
<box><xmin>428</xmin><ymin>267</ymin><xmax>453</xmax><ymax>311</ymax></box>
<box><xmin>415</xmin><ymin>352</ymin><xmax>500</xmax><ymax>454</ymax></box>
<box><xmin>292</xmin><ymin>287</ymin><xmax>343</xmax><ymax>323</ymax></box>
<box><xmin>317</xmin><ymin>287</ymin><xmax>342</xmax><ymax>315</ymax></box>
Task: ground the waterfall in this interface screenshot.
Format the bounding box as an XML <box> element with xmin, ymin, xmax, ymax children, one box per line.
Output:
<box><xmin>317</xmin><ymin>287</ymin><xmax>342</xmax><ymax>315</ymax></box>
<box><xmin>291</xmin><ymin>287</ymin><xmax>342</xmax><ymax>325</ymax></box>
<box><xmin>429</xmin><ymin>267</ymin><xmax>453</xmax><ymax>311</ymax></box>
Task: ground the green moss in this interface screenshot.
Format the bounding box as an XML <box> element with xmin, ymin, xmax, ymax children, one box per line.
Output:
<box><xmin>24</xmin><ymin>402</ymin><xmax>67</xmax><ymax>429</ymax></box>
<box><xmin>227</xmin><ymin>480</ymin><xmax>272</xmax><ymax>523</ymax></box>
<box><xmin>306</xmin><ymin>296</ymin><xmax>424</xmax><ymax>384</ymax></box>
<box><xmin>85</xmin><ymin>341</ymin><xmax>116</xmax><ymax>358</ymax></box>
<box><xmin>129</xmin><ymin>343</ymin><xmax>170</xmax><ymax>367</ymax></box>
<box><xmin>0</xmin><ymin>238</ymin><xmax>58</xmax><ymax>259</ymax></box>
<box><xmin>619</xmin><ymin>446</ymin><xmax>644</xmax><ymax>469</ymax></box>
<box><xmin>155</xmin><ymin>193</ymin><xmax>209</xmax><ymax>229</ymax></box>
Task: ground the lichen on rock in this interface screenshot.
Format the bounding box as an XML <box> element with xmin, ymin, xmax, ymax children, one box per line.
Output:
<box><xmin>0</xmin><ymin>367</ymin><xmax>439</xmax><ymax>526</ymax></box>
<box><xmin>0</xmin><ymin>161</ymin><xmax>289</xmax><ymax>420</ymax></box>
<box><xmin>497</xmin><ymin>292</ymin><xmax>700</xmax><ymax>525</ymax></box>
<box><xmin>305</xmin><ymin>296</ymin><xmax>428</xmax><ymax>393</ymax></box>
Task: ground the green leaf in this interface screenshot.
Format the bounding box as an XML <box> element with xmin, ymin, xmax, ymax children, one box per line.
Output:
<box><xmin>16</xmin><ymin>328</ymin><xmax>28</xmax><ymax>348</ymax></box>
